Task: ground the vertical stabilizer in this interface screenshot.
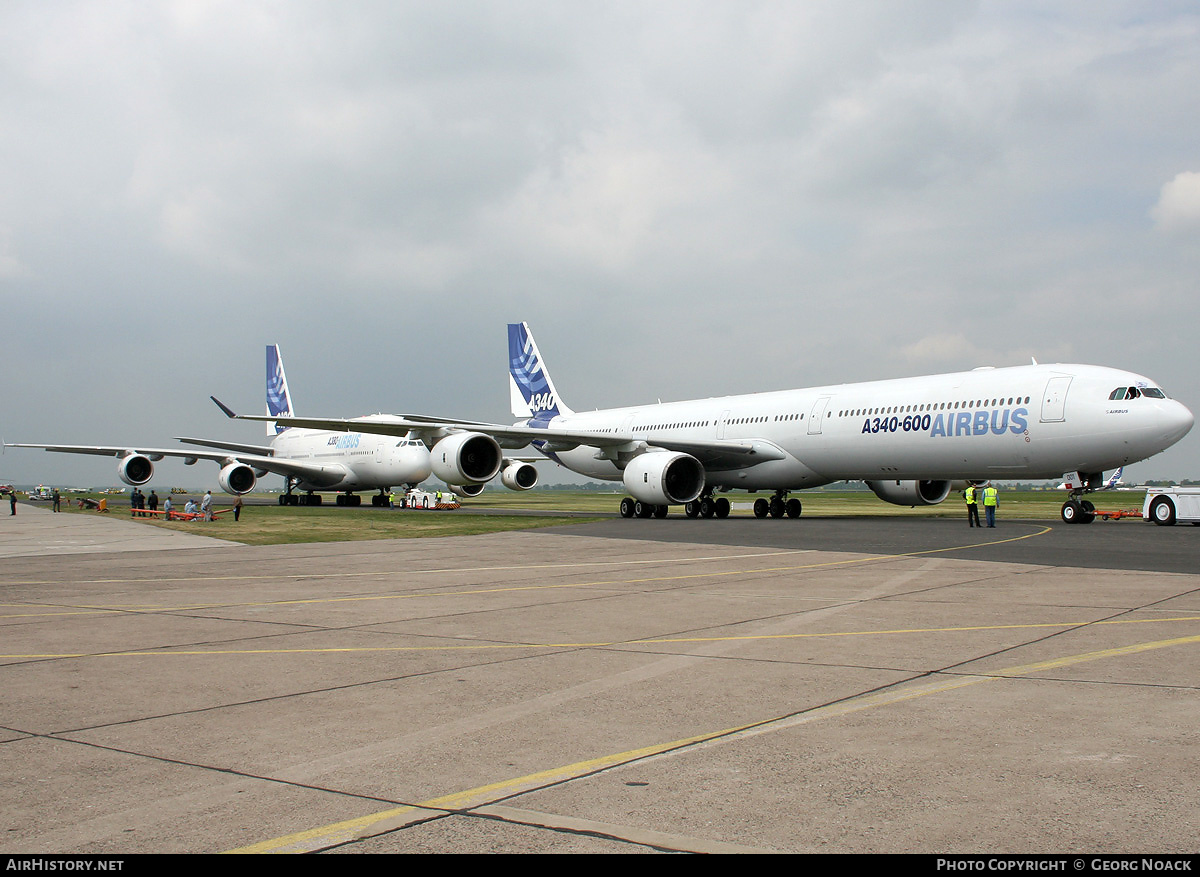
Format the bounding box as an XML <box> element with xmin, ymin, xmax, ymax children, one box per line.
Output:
<box><xmin>266</xmin><ymin>344</ymin><xmax>294</xmax><ymax>436</ymax></box>
<box><xmin>508</xmin><ymin>322</ymin><xmax>572</xmax><ymax>422</ymax></box>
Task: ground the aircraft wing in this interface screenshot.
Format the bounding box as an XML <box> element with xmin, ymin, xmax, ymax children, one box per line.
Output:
<box><xmin>232</xmin><ymin>414</ymin><xmax>786</xmax><ymax>470</ymax></box>
<box><xmin>5</xmin><ymin>443</ymin><xmax>349</xmax><ymax>487</ymax></box>
<box><xmin>175</xmin><ymin>436</ymin><xmax>276</xmax><ymax>456</ymax></box>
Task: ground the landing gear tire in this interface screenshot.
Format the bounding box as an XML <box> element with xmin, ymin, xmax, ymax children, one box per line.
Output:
<box><xmin>684</xmin><ymin>501</ymin><xmax>701</xmax><ymax>519</ymax></box>
<box><xmin>786</xmin><ymin>498</ymin><xmax>802</xmax><ymax>519</ymax></box>
<box><xmin>634</xmin><ymin>501</ymin><xmax>654</xmax><ymax>519</ymax></box>
<box><xmin>769</xmin><ymin>498</ymin><xmax>785</xmax><ymax>519</ymax></box>
<box><xmin>700</xmin><ymin>497</ymin><xmax>716</xmax><ymax>518</ymax></box>
<box><xmin>1062</xmin><ymin>499</ymin><xmax>1097</xmax><ymax>524</ymax></box>
<box><xmin>1150</xmin><ymin>496</ymin><xmax>1177</xmax><ymax>526</ymax></box>
<box><xmin>620</xmin><ymin>497</ymin><xmax>635</xmax><ymax>518</ymax></box>
<box><xmin>714</xmin><ymin>497</ymin><xmax>730</xmax><ymax>518</ymax></box>
<box><xmin>654</xmin><ymin>505</ymin><xmax>669</xmax><ymax>519</ymax></box>
<box><xmin>753</xmin><ymin>498</ymin><xmax>768</xmax><ymax>518</ymax></box>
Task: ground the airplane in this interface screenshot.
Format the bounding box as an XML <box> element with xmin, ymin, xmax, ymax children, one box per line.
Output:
<box><xmin>228</xmin><ymin>323</ymin><xmax>1194</xmax><ymax>525</ymax></box>
<box><xmin>5</xmin><ymin>344</ymin><xmax>541</xmax><ymax>507</ymax></box>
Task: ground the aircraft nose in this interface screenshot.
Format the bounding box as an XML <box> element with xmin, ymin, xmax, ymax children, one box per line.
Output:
<box><xmin>1165</xmin><ymin>400</ymin><xmax>1194</xmax><ymax>444</ymax></box>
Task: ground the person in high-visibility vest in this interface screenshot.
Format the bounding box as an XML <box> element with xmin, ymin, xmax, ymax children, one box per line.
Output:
<box><xmin>964</xmin><ymin>485</ymin><xmax>981</xmax><ymax>528</ymax></box>
<box><xmin>982</xmin><ymin>484</ymin><xmax>999</xmax><ymax>528</ymax></box>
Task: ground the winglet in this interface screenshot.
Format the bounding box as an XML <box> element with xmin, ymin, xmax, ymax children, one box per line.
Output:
<box><xmin>211</xmin><ymin>396</ymin><xmax>238</xmax><ymax>419</ymax></box>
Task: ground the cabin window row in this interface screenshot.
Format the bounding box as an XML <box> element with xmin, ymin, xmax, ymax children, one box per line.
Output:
<box><xmin>837</xmin><ymin>396</ymin><xmax>1032</xmax><ymax>418</ymax></box>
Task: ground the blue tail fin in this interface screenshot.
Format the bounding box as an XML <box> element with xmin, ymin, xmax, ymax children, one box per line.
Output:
<box><xmin>508</xmin><ymin>322</ymin><xmax>572</xmax><ymax>422</ymax></box>
<box><xmin>266</xmin><ymin>344</ymin><xmax>294</xmax><ymax>436</ymax></box>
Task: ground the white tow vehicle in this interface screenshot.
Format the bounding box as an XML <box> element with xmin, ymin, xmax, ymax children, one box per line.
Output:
<box><xmin>1142</xmin><ymin>487</ymin><xmax>1200</xmax><ymax>526</ymax></box>
<box><xmin>402</xmin><ymin>488</ymin><xmax>459</xmax><ymax>510</ymax></box>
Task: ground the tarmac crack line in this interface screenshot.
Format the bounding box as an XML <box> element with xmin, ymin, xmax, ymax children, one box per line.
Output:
<box><xmin>227</xmin><ymin>629</ymin><xmax>1200</xmax><ymax>853</ymax></box>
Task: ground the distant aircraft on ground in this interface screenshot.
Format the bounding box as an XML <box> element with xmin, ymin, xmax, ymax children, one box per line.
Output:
<box><xmin>233</xmin><ymin>323</ymin><xmax>1194</xmax><ymax>525</ymax></box>
<box><xmin>6</xmin><ymin>345</ymin><xmax>540</xmax><ymax>506</ymax></box>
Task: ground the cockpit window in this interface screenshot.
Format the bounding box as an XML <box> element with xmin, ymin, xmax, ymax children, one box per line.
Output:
<box><xmin>1110</xmin><ymin>386</ymin><xmax>1167</xmax><ymax>400</ymax></box>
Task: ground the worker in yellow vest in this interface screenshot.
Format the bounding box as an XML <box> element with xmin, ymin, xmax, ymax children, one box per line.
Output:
<box><xmin>964</xmin><ymin>484</ymin><xmax>981</xmax><ymax>528</ymax></box>
<box><xmin>982</xmin><ymin>484</ymin><xmax>999</xmax><ymax>528</ymax></box>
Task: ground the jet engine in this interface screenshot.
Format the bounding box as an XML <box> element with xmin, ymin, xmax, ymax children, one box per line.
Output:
<box><xmin>500</xmin><ymin>461</ymin><xmax>538</xmax><ymax>491</ymax></box>
<box><xmin>218</xmin><ymin>462</ymin><xmax>257</xmax><ymax>495</ymax></box>
<box><xmin>622</xmin><ymin>452</ymin><xmax>706</xmax><ymax>505</ymax></box>
<box><xmin>866</xmin><ymin>479</ymin><xmax>953</xmax><ymax>507</ymax></box>
<box><xmin>117</xmin><ymin>454</ymin><xmax>154</xmax><ymax>486</ymax></box>
<box><xmin>430</xmin><ymin>433</ymin><xmax>503</xmax><ymax>485</ymax></box>
<box><xmin>451</xmin><ymin>483</ymin><xmax>486</xmax><ymax>498</ymax></box>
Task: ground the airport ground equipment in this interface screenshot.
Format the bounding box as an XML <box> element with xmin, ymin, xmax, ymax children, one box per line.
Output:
<box><xmin>1142</xmin><ymin>487</ymin><xmax>1200</xmax><ymax>526</ymax></box>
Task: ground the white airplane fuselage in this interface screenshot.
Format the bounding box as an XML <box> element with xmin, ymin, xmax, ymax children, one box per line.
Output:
<box><xmin>270</xmin><ymin>421</ymin><xmax>432</xmax><ymax>492</ymax></box>
<box><xmin>530</xmin><ymin>363</ymin><xmax>1193</xmax><ymax>490</ymax></box>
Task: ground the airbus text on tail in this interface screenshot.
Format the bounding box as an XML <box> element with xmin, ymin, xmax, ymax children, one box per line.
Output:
<box><xmin>266</xmin><ymin>344</ymin><xmax>294</xmax><ymax>436</ymax></box>
<box><xmin>509</xmin><ymin>322</ymin><xmax>572</xmax><ymax>423</ymax></box>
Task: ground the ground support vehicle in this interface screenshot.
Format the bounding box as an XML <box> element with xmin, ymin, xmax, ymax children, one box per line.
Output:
<box><xmin>1142</xmin><ymin>487</ymin><xmax>1200</xmax><ymax>526</ymax></box>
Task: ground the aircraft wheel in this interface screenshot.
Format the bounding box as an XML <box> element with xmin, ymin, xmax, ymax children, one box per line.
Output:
<box><xmin>620</xmin><ymin>497</ymin><xmax>635</xmax><ymax>518</ymax></box>
<box><xmin>288</xmin><ymin>494</ymin><xmax>299</xmax><ymax>506</ymax></box>
<box><xmin>1079</xmin><ymin>500</ymin><xmax>1096</xmax><ymax>524</ymax></box>
<box><xmin>1060</xmin><ymin>501</ymin><xmax>1080</xmax><ymax>523</ymax></box>
<box><xmin>715</xmin><ymin>497</ymin><xmax>730</xmax><ymax>518</ymax></box>
<box><xmin>634</xmin><ymin>500</ymin><xmax>654</xmax><ymax>518</ymax></box>
<box><xmin>700</xmin><ymin>497</ymin><xmax>715</xmax><ymax>518</ymax></box>
<box><xmin>279</xmin><ymin>495</ymin><xmax>287</xmax><ymax>506</ymax></box>
<box><xmin>654</xmin><ymin>505</ymin><xmax>668</xmax><ymax>519</ymax></box>
<box><xmin>753</xmin><ymin>498</ymin><xmax>769</xmax><ymax>518</ymax></box>
<box><xmin>786</xmin><ymin>498</ymin><xmax>802</xmax><ymax>519</ymax></box>
<box><xmin>684</xmin><ymin>501</ymin><xmax>701</xmax><ymax>518</ymax></box>
<box><xmin>1150</xmin><ymin>496</ymin><xmax>1177</xmax><ymax>526</ymax></box>
<box><xmin>769</xmin><ymin>498</ymin><xmax>785</xmax><ymax>518</ymax></box>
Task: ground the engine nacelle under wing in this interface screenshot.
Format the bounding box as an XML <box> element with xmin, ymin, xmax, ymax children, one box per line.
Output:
<box><xmin>118</xmin><ymin>454</ymin><xmax>154</xmax><ymax>486</ymax></box>
<box><xmin>451</xmin><ymin>483</ymin><xmax>485</xmax><ymax>498</ymax></box>
<box><xmin>622</xmin><ymin>452</ymin><xmax>706</xmax><ymax>505</ymax></box>
<box><xmin>218</xmin><ymin>462</ymin><xmax>257</xmax><ymax>495</ymax></box>
<box><xmin>430</xmin><ymin>433</ymin><xmax>503</xmax><ymax>486</ymax></box>
<box><xmin>866</xmin><ymin>479</ymin><xmax>953</xmax><ymax>507</ymax></box>
<box><xmin>500</xmin><ymin>461</ymin><xmax>538</xmax><ymax>491</ymax></box>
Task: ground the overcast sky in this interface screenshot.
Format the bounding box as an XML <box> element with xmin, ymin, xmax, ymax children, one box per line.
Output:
<box><xmin>3</xmin><ymin>1</ymin><xmax>1199</xmax><ymax>488</ymax></box>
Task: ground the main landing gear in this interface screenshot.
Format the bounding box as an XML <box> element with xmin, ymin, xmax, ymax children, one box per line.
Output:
<box><xmin>619</xmin><ymin>497</ymin><xmax>672</xmax><ymax>518</ymax></box>
<box><xmin>616</xmin><ymin>492</ymin><xmax>737</xmax><ymax>519</ymax></box>
<box><xmin>752</xmin><ymin>490</ymin><xmax>802</xmax><ymax>519</ymax></box>
<box><xmin>683</xmin><ymin>494</ymin><xmax>730</xmax><ymax>519</ymax></box>
<box><xmin>278</xmin><ymin>480</ymin><xmax>323</xmax><ymax>505</ymax></box>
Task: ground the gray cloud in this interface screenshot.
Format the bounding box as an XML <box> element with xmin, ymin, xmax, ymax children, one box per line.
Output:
<box><xmin>2</xmin><ymin>1</ymin><xmax>1198</xmax><ymax>487</ymax></box>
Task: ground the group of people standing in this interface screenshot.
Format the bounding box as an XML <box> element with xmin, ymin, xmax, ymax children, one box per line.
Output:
<box><xmin>964</xmin><ymin>483</ymin><xmax>999</xmax><ymax>528</ymax></box>
<box><xmin>129</xmin><ymin>487</ymin><xmax>160</xmax><ymax>517</ymax></box>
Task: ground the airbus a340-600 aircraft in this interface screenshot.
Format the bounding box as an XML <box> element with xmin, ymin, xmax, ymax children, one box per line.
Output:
<box><xmin>231</xmin><ymin>323</ymin><xmax>1194</xmax><ymax>525</ymax></box>
<box><xmin>6</xmin><ymin>345</ymin><xmax>541</xmax><ymax>506</ymax></box>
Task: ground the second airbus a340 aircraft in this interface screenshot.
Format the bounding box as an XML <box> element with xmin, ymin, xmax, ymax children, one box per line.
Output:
<box><xmin>237</xmin><ymin>323</ymin><xmax>1193</xmax><ymax>525</ymax></box>
<box><xmin>6</xmin><ymin>345</ymin><xmax>540</xmax><ymax>506</ymax></box>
